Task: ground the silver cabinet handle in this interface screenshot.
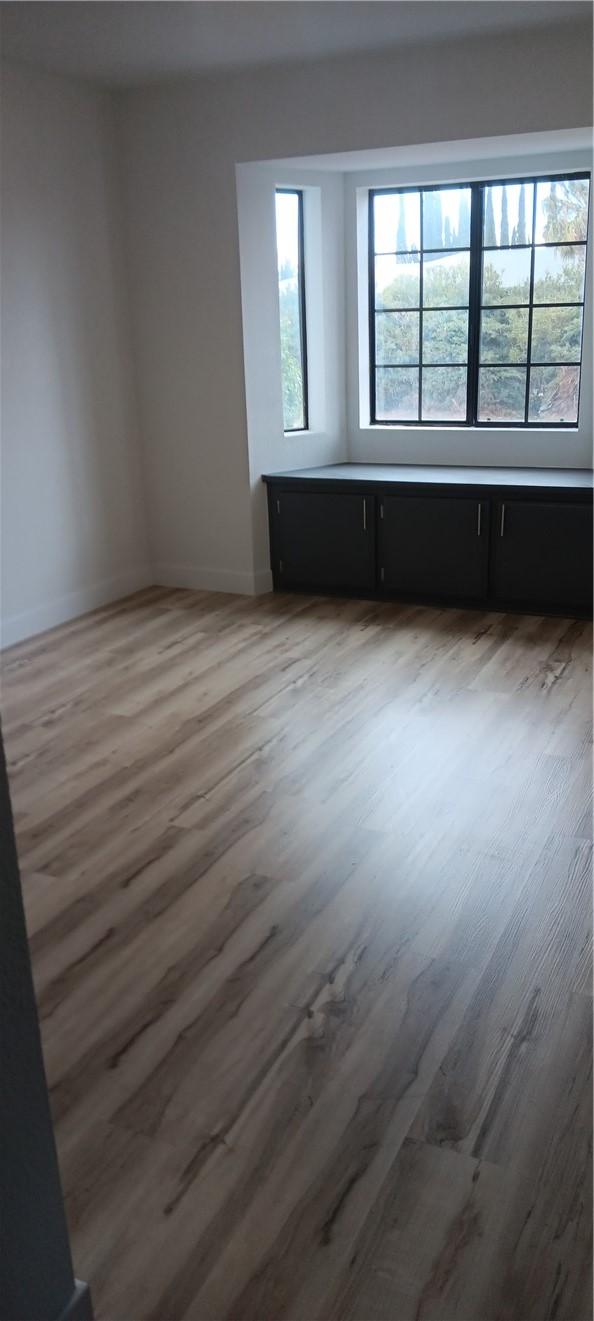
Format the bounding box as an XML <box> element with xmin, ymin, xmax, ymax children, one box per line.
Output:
<box><xmin>500</xmin><ymin>503</ymin><xmax>506</xmax><ymax>537</ymax></box>
<box><xmin>363</xmin><ymin>498</ymin><xmax>367</xmax><ymax>531</ymax></box>
<box><xmin>477</xmin><ymin>503</ymin><xmax>482</xmax><ymax>537</ymax></box>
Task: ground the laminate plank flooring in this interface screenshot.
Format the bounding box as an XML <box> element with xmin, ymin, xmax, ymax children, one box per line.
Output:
<box><xmin>2</xmin><ymin>587</ymin><xmax>592</xmax><ymax>1321</ymax></box>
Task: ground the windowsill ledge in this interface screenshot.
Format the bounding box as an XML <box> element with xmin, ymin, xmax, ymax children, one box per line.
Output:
<box><xmin>360</xmin><ymin>423</ymin><xmax>580</xmax><ymax>434</ymax></box>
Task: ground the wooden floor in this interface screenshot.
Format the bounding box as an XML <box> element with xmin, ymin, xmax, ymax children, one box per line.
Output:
<box><xmin>2</xmin><ymin>587</ymin><xmax>593</xmax><ymax>1321</ymax></box>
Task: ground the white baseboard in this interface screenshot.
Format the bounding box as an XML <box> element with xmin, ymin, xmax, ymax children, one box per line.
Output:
<box><xmin>1</xmin><ymin>565</ymin><xmax>153</xmax><ymax>648</ymax></box>
<box><xmin>154</xmin><ymin>562</ymin><xmax>273</xmax><ymax>596</ymax></box>
<box><xmin>253</xmin><ymin>567</ymin><xmax>274</xmax><ymax>594</ymax></box>
<box><xmin>1</xmin><ymin>562</ymin><xmax>275</xmax><ymax>649</ymax></box>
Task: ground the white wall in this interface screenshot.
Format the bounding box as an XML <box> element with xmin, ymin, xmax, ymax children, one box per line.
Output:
<box><xmin>1</xmin><ymin>65</ymin><xmax>151</xmax><ymax>646</ymax></box>
<box><xmin>2</xmin><ymin>24</ymin><xmax>592</xmax><ymax>638</ymax></box>
<box><xmin>237</xmin><ymin>164</ymin><xmax>347</xmax><ymax>587</ymax></box>
<box><xmin>116</xmin><ymin>20</ymin><xmax>593</xmax><ymax>591</ymax></box>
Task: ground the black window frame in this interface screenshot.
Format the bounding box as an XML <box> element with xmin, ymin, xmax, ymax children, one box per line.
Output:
<box><xmin>276</xmin><ymin>187</ymin><xmax>309</xmax><ymax>433</ymax></box>
<box><xmin>368</xmin><ymin>171</ymin><xmax>590</xmax><ymax>429</ymax></box>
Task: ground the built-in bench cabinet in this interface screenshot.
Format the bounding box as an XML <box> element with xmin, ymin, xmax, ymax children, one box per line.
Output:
<box><xmin>263</xmin><ymin>464</ymin><xmax>593</xmax><ymax>616</ymax></box>
<box><xmin>271</xmin><ymin>490</ymin><xmax>376</xmax><ymax>592</ymax></box>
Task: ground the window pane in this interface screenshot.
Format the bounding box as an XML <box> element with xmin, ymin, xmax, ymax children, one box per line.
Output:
<box><xmin>276</xmin><ymin>191</ymin><xmax>306</xmax><ymax>431</ymax></box>
<box><xmin>531</xmin><ymin>306</ymin><xmax>583</xmax><ymax>363</ymax></box>
<box><xmin>423</xmin><ymin>251</ymin><xmax>470</xmax><ymax>307</ymax></box>
<box><xmin>374</xmin><ymin>254</ymin><xmax>419</xmax><ymax>309</ymax></box>
<box><xmin>480</xmin><ymin>308</ymin><xmax>529</xmax><ymax>364</ymax></box>
<box><xmin>375</xmin><ymin>311</ymin><xmax>419</xmax><ymax>365</ymax></box>
<box><xmin>421</xmin><ymin>368</ymin><xmax>467</xmax><ymax>421</ymax></box>
<box><xmin>528</xmin><ymin>366</ymin><xmax>580</xmax><ymax>422</ymax></box>
<box><xmin>370</xmin><ymin>174</ymin><xmax>590</xmax><ymax>429</ymax></box>
<box><xmin>535</xmin><ymin>177</ymin><xmax>590</xmax><ymax>243</ymax></box>
<box><xmin>423</xmin><ymin>187</ymin><xmax>471</xmax><ymax>250</ymax></box>
<box><xmin>478</xmin><ymin>367</ymin><xmax>527</xmax><ymax>421</ymax></box>
<box><xmin>376</xmin><ymin>368</ymin><xmax>418</xmax><ymax>420</ymax></box>
<box><xmin>482</xmin><ymin>183</ymin><xmax>534</xmax><ymax>247</ymax></box>
<box><xmin>374</xmin><ymin>192</ymin><xmax>420</xmax><ymax>253</ymax></box>
<box><xmin>533</xmin><ymin>245</ymin><xmax>586</xmax><ymax>304</ymax></box>
<box><xmin>422</xmin><ymin>310</ymin><xmax>468</xmax><ymax>364</ymax></box>
<box><xmin>482</xmin><ymin>249</ymin><xmax>531</xmax><ymax>305</ymax></box>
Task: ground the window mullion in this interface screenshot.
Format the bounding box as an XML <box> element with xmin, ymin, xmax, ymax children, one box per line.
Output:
<box><xmin>467</xmin><ymin>183</ymin><xmax>483</xmax><ymax>425</ymax></box>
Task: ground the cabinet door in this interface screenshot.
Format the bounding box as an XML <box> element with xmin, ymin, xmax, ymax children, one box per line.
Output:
<box><xmin>491</xmin><ymin>500</ymin><xmax>593</xmax><ymax>609</ymax></box>
<box><xmin>275</xmin><ymin>490</ymin><xmax>376</xmax><ymax>590</ymax></box>
<box><xmin>379</xmin><ymin>495</ymin><xmax>489</xmax><ymax>600</ymax></box>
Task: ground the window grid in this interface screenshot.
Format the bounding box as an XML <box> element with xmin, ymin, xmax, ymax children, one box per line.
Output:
<box><xmin>369</xmin><ymin>172</ymin><xmax>590</xmax><ymax>429</ymax></box>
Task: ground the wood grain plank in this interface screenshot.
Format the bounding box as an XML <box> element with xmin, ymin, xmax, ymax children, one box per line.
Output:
<box><xmin>1</xmin><ymin>588</ymin><xmax>590</xmax><ymax>1321</ymax></box>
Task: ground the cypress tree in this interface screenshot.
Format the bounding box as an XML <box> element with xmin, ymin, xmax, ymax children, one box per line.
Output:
<box><xmin>434</xmin><ymin>192</ymin><xmax>444</xmax><ymax>248</ymax></box>
<box><xmin>424</xmin><ymin>190</ymin><xmax>443</xmax><ymax>249</ymax></box>
<box><xmin>517</xmin><ymin>184</ymin><xmax>528</xmax><ymax>245</ymax></box>
<box><xmin>501</xmin><ymin>187</ymin><xmax>510</xmax><ymax>246</ymax></box>
<box><xmin>458</xmin><ymin>192</ymin><xmax>471</xmax><ymax>247</ymax></box>
<box><xmin>484</xmin><ymin>190</ymin><xmax>497</xmax><ymax>246</ymax></box>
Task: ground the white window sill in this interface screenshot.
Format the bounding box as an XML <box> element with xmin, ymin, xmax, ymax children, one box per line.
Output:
<box><xmin>360</xmin><ymin>423</ymin><xmax>580</xmax><ymax>435</ymax></box>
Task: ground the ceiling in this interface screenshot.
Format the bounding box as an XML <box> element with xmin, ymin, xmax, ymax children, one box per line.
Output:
<box><xmin>1</xmin><ymin>1</ymin><xmax>591</xmax><ymax>89</ymax></box>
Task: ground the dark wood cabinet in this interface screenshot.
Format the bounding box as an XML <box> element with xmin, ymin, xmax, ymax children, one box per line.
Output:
<box><xmin>274</xmin><ymin>490</ymin><xmax>375</xmax><ymax>590</ymax></box>
<box><xmin>491</xmin><ymin>499</ymin><xmax>593</xmax><ymax>610</ymax></box>
<box><xmin>379</xmin><ymin>495</ymin><xmax>489</xmax><ymax>600</ymax></box>
<box><xmin>264</xmin><ymin>464</ymin><xmax>593</xmax><ymax>617</ymax></box>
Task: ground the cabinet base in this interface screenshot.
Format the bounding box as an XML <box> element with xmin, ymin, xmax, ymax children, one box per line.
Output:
<box><xmin>272</xmin><ymin>579</ymin><xmax>592</xmax><ymax>620</ymax></box>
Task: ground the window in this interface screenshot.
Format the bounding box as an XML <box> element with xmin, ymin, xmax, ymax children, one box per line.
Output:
<box><xmin>369</xmin><ymin>173</ymin><xmax>590</xmax><ymax>427</ymax></box>
<box><xmin>275</xmin><ymin>189</ymin><xmax>308</xmax><ymax>431</ymax></box>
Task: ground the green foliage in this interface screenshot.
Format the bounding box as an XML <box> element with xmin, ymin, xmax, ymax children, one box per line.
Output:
<box><xmin>423</xmin><ymin>367</ymin><xmax>466</xmax><ymax>419</ymax></box>
<box><xmin>479</xmin><ymin>247</ymin><xmax>583</xmax><ymax>418</ymax></box>
<box><xmin>541</xmin><ymin>178</ymin><xmax>589</xmax><ymax>242</ymax></box>
<box><xmin>423</xmin><ymin>255</ymin><xmax>469</xmax><ymax>307</ymax></box>
<box><xmin>376</xmin><ymin>310</ymin><xmax>418</xmax><ymax>364</ymax></box>
<box><xmin>479</xmin><ymin>366</ymin><xmax>525</xmax><ymax>420</ymax></box>
<box><xmin>374</xmin><ymin>176</ymin><xmax>588</xmax><ymax>421</ymax></box>
<box><xmin>534</xmin><ymin>248</ymin><xmax>585</xmax><ymax>304</ymax></box>
<box><xmin>377</xmin><ymin>367</ymin><xmax>418</xmax><ymax>419</ymax></box>
<box><xmin>479</xmin><ymin>179</ymin><xmax>588</xmax><ymax>418</ymax></box>
<box><xmin>423</xmin><ymin>309</ymin><xmax>468</xmax><ymax>363</ymax></box>
<box><xmin>479</xmin><ymin>308</ymin><xmax>528</xmax><ymax>364</ymax></box>
<box><xmin>279</xmin><ymin>282</ymin><xmax>305</xmax><ymax>430</ymax></box>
